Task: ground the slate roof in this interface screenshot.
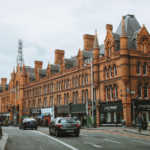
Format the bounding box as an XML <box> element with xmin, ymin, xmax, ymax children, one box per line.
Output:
<box><xmin>50</xmin><ymin>64</ymin><xmax>60</xmax><ymax>74</ymax></box>
<box><xmin>99</xmin><ymin>44</ymin><xmax>105</xmax><ymax>55</ymax></box>
<box><xmin>64</xmin><ymin>57</ymin><xmax>77</xmax><ymax>69</ymax></box>
<box><xmin>116</xmin><ymin>14</ymin><xmax>141</xmax><ymax>37</ymax></box>
<box><xmin>25</xmin><ymin>66</ymin><xmax>36</xmax><ymax>81</ymax></box>
<box><xmin>0</xmin><ymin>84</ymin><xmax>9</xmax><ymax>93</ymax></box>
<box><xmin>6</xmin><ymin>84</ymin><xmax>9</xmax><ymax>90</ymax></box>
<box><xmin>116</xmin><ymin>14</ymin><xmax>141</xmax><ymax>50</ymax></box>
<box><xmin>39</xmin><ymin>69</ymin><xmax>46</xmax><ymax>78</ymax></box>
<box><xmin>0</xmin><ymin>85</ymin><xmax>3</xmax><ymax>93</ymax></box>
<box><xmin>83</xmin><ymin>50</ymin><xmax>93</xmax><ymax>59</ymax></box>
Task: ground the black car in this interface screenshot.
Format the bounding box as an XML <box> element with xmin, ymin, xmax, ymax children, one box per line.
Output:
<box><xmin>19</xmin><ymin>118</ymin><xmax>38</xmax><ymax>130</ymax></box>
<box><xmin>49</xmin><ymin>117</ymin><xmax>80</xmax><ymax>137</ymax></box>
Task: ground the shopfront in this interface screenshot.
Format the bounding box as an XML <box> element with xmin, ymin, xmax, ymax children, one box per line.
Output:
<box><xmin>56</xmin><ymin>104</ymin><xmax>88</xmax><ymax>126</ymax></box>
<box><xmin>41</xmin><ymin>107</ymin><xmax>54</xmax><ymax>126</ymax></box>
<box><xmin>30</xmin><ymin>108</ymin><xmax>41</xmax><ymax>119</ymax></box>
<box><xmin>131</xmin><ymin>99</ymin><xmax>150</xmax><ymax>125</ymax></box>
<box><xmin>0</xmin><ymin>112</ymin><xmax>10</xmax><ymax>124</ymax></box>
<box><xmin>99</xmin><ymin>101</ymin><xmax>123</xmax><ymax>125</ymax></box>
<box><xmin>56</xmin><ymin>105</ymin><xmax>69</xmax><ymax>116</ymax></box>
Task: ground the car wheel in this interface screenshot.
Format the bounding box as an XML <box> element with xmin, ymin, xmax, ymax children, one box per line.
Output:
<box><xmin>49</xmin><ymin>128</ymin><xmax>52</xmax><ymax>135</ymax></box>
<box><xmin>75</xmin><ymin>132</ymin><xmax>79</xmax><ymax>137</ymax></box>
<box><xmin>55</xmin><ymin>129</ymin><xmax>59</xmax><ymax>137</ymax></box>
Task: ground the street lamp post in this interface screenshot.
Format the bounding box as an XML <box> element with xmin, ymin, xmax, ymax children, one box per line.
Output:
<box><xmin>90</xmin><ymin>57</ymin><xmax>94</xmax><ymax>127</ymax></box>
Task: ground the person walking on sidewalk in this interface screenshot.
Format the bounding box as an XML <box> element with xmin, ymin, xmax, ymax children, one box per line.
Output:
<box><xmin>137</xmin><ymin>112</ymin><xmax>143</xmax><ymax>134</ymax></box>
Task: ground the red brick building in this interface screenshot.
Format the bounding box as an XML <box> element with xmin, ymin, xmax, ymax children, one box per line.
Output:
<box><xmin>0</xmin><ymin>14</ymin><xmax>150</xmax><ymax>127</ymax></box>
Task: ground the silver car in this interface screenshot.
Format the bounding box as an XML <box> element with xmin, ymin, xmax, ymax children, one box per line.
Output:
<box><xmin>49</xmin><ymin>117</ymin><xmax>80</xmax><ymax>137</ymax></box>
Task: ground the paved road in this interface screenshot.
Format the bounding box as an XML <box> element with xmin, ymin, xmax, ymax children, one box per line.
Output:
<box><xmin>3</xmin><ymin>126</ymin><xmax>150</xmax><ymax>150</ymax></box>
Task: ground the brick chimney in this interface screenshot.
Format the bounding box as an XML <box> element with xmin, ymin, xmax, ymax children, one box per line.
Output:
<box><xmin>106</xmin><ymin>24</ymin><xmax>113</xmax><ymax>32</ymax></box>
<box><xmin>34</xmin><ymin>61</ymin><xmax>43</xmax><ymax>80</ymax></box>
<box><xmin>54</xmin><ymin>49</ymin><xmax>64</xmax><ymax>65</ymax></box>
<box><xmin>83</xmin><ymin>34</ymin><xmax>95</xmax><ymax>51</ymax></box>
<box><xmin>1</xmin><ymin>78</ymin><xmax>7</xmax><ymax>91</ymax></box>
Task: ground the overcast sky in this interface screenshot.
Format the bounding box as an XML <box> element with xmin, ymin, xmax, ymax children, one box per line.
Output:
<box><xmin>0</xmin><ymin>0</ymin><xmax>150</xmax><ymax>82</ymax></box>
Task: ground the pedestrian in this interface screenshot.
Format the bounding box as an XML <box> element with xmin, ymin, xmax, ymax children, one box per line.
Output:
<box><xmin>137</xmin><ymin>112</ymin><xmax>143</xmax><ymax>134</ymax></box>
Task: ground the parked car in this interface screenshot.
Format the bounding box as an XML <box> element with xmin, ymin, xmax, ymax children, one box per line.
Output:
<box><xmin>19</xmin><ymin>118</ymin><xmax>38</xmax><ymax>130</ymax></box>
<box><xmin>49</xmin><ymin>117</ymin><xmax>80</xmax><ymax>137</ymax></box>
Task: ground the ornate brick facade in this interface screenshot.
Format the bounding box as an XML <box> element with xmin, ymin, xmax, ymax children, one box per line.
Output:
<box><xmin>0</xmin><ymin>14</ymin><xmax>150</xmax><ymax>126</ymax></box>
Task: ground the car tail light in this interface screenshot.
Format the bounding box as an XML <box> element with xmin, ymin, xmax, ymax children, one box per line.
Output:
<box><xmin>76</xmin><ymin>124</ymin><xmax>80</xmax><ymax>128</ymax></box>
<box><xmin>56</xmin><ymin>124</ymin><xmax>62</xmax><ymax>128</ymax></box>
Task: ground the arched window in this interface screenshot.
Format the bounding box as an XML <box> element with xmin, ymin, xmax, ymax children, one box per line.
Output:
<box><xmin>138</xmin><ymin>85</ymin><xmax>142</xmax><ymax>98</ymax></box>
<box><xmin>110</xmin><ymin>86</ymin><xmax>113</xmax><ymax>101</ymax></box>
<box><xmin>104</xmin><ymin>67</ymin><xmax>107</xmax><ymax>79</ymax></box>
<box><xmin>144</xmin><ymin>84</ymin><xmax>148</xmax><ymax>98</ymax></box>
<box><xmin>108</xmin><ymin>47</ymin><xmax>111</xmax><ymax>57</ymax></box>
<box><xmin>109</xmin><ymin>67</ymin><xmax>112</xmax><ymax>78</ymax></box>
<box><xmin>82</xmin><ymin>90</ymin><xmax>85</xmax><ymax>104</ymax></box>
<box><xmin>43</xmin><ymin>97</ymin><xmax>47</xmax><ymax>107</ymax></box>
<box><xmin>136</xmin><ymin>62</ymin><xmax>141</xmax><ymax>74</ymax></box>
<box><xmin>143</xmin><ymin>62</ymin><xmax>147</xmax><ymax>75</ymax></box>
<box><xmin>85</xmin><ymin>89</ymin><xmax>88</xmax><ymax>103</ymax></box>
<box><xmin>114</xmin><ymin>85</ymin><xmax>118</xmax><ymax>100</ymax></box>
<box><xmin>113</xmin><ymin>65</ymin><xmax>117</xmax><ymax>76</ymax></box>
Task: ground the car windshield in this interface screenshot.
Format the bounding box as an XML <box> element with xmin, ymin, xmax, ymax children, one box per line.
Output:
<box><xmin>60</xmin><ymin>119</ymin><xmax>76</xmax><ymax>123</ymax></box>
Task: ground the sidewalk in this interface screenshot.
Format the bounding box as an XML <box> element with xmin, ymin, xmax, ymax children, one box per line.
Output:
<box><xmin>81</xmin><ymin>126</ymin><xmax>150</xmax><ymax>136</ymax></box>
<box><xmin>123</xmin><ymin>127</ymin><xmax>150</xmax><ymax>136</ymax></box>
<box><xmin>0</xmin><ymin>133</ymin><xmax>8</xmax><ymax>150</ymax></box>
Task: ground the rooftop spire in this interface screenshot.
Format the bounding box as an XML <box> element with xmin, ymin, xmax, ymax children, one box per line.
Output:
<box><xmin>17</xmin><ymin>39</ymin><xmax>24</xmax><ymax>68</ymax></box>
<box><xmin>93</xmin><ymin>29</ymin><xmax>99</xmax><ymax>49</ymax></box>
<box><xmin>121</xmin><ymin>16</ymin><xmax>126</xmax><ymax>36</ymax></box>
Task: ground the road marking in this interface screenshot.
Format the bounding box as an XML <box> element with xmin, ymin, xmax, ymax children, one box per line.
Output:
<box><xmin>84</xmin><ymin>142</ymin><xmax>103</xmax><ymax>149</ymax></box>
<box><xmin>132</xmin><ymin>139</ymin><xmax>150</xmax><ymax>145</ymax></box>
<box><xmin>40</xmin><ymin>146</ymin><xmax>44</xmax><ymax>150</ymax></box>
<box><xmin>32</xmin><ymin>131</ymin><xmax>79</xmax><ymax>150</ymax></box>
<box><xmin>92</xmin><ymin>144</ymin><xmax>103</xmax><ymax>148</ymax></box>
<box><xmin>104</xmin><ymin>138</ymin><xmax>121</xmax><ymax>144</ymax></box>
<box><xmin>80</xmin><ymin>134</ymin><xmax>88</xmax><ymax>136</ymax></box>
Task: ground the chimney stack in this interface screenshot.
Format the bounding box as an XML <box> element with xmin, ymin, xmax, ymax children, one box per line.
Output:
<box><xmin>34</xmin><ymin>61</ymin><xmax>43</xmax><ymax>80</ymax></box>
<box><xmin>83</xmin><ymin>34</ymin><xmax>95</xmax><ymax>51</ymax></box>
<box><xmin>54</xmin><ymin>49</ymin><xmax>64</xmax><ymax>65</ymax></box>
<box><xmin>1</xmin><ymin>78</ymin><xmax>7</xmax><ymax>91</ymax></box>
<box><xmin>106</xmin><ymin>24</ymin><xmax>113</xmax><ymax>32</ymax></box>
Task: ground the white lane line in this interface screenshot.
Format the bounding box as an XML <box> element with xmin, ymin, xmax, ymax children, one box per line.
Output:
<box><xmin>32</xmin><ymin>131</ymin><xmax>79</xmax><ymax>150</ymax></box>
<box><xmin>132</xmin><ymin>139</ymin><xmax>150</xmax><ymax>145</ymax></box>
<box><xmin>93</xmin><ymin>144</ymin><xmax>103</xmax><ymax>148</ymax></box>
<box><xmin>84</xmin><ymin>142</ymin><xmax>103</xmax><ymax>149</ymax></box>
<box><xmin>80</xmin><ymin>134</ymin><xmax>88</xmax><ymax>136</ymax></box>
<box><xmin>104</xmin><ymin>138</ymin><xmax>121</xmax><ymax>144</ymax></box>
